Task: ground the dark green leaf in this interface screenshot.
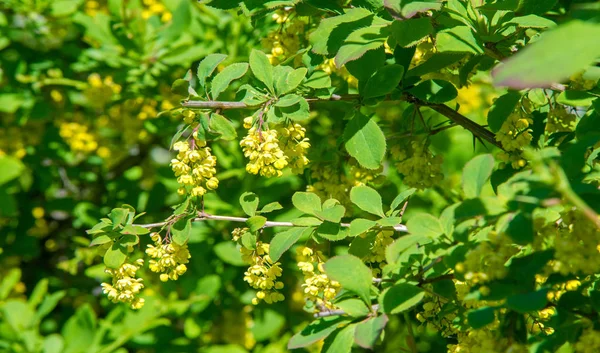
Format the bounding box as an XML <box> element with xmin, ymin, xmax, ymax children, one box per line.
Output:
<box><xmin>322</xmin><ymin>324</ymin><xmax>356</xmax><ymax>353</ymax></box>
<box><xmin>197</xmin><ymin>53</ymin><xmax>227</xmax><ymax>88</ymax></box>
<box><xmin>436</xmin><ymin>26</ymin><xmax>484</xmax><ymax>54</ymax></box>
<box><xmin>288</xmin><ymin>317</ymin><xmax>348</xmax><ymax>349</ymax></box>
<box><xmin>487</xmin><ymin>91</ymin><xmax>521</xmax><ymax>133</ymax></box>
<box><xmin>379</xmin><ymin>283</ymin><xmax>424</xmax><ymax>314</ymax></box>
<box><xmin>354</xmin><ymin>314</ymin><xmax>388</xmax><ymax>349</ymax></box>
<box><xmin>468</xmin><ymin>307</ymin><xmax>496</xmax><ymax>329</ymax></box>
<box><xmin>335</xmin><ymin>23</ymin><xmax>390</xmax><ymax>67</ymax></box>
<box><xmin>504</xmin><ymin>211</ymin><xmax>534</xmax><ymax>245</ymax></box>
<box><xmin>408</xmin><ymin>79</ymin><xmax>457</xmax><ymax>103</ymax></box>
<box><xmin>506</xmin><ymin>289</ymin><xmax>548</xmax><ymax>313</ymax></box>
<box><xmin>390</xmin><ymin>18</ymin><xmax>434</xmax><ymax>47</ymax></box>
<box><xmin>211</xmin><ymin>63</ymin><xmax>249</xmax><ymax>100</ymax></box>
<box><xmin>270</xmin><ymin>227</ymin><xmax>309</xmax><ymax>262</ymax></box>
<box><xmin>363</xmin><ymin>64</ymin><xmax>404</xmax><ymax>99</ymax></box>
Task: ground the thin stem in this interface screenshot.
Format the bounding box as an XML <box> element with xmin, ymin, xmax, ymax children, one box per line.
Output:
<box><xmin>404</xmin><ymin>312</ymin><xmax>418</xmax><ymax>353</ymax></box>
<box><xmin>182</xmin><ymin>94</ymin><xmax>359</xmax><ymax>110</ymax></box>
<box><xmin>137</xmin><ymin>212</ymin><xmax>409</xmax><ymax>232</ymax></box>
<box><xmin>314</xmin><ymin>304</ymin><xmax>379</xmax><ymax>318</ymax></box>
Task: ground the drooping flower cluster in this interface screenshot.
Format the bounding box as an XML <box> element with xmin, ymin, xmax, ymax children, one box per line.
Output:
<box><xmin>145</xmin><ymin>232</ymin><xmax>191</xmax><ymax>282</ymax></box>
<box><xmin>546</xmin><ymin>106</ymin><xmax>577</xmax><ymax>133</ymax></box>
<box><xmin>362</xmin><ymin>230</ymin><xmax>394</xmax><ymax>275</ymax></box>
<box><xmin>240</xmin><ymin>119</ymin><xmax>310</xmax><ymax>177</ymax></box>
<box><xmin>307</xmin><ymin>164</ymin><xmax>353</xmax><ymax>207</ymax></box>
<box><xmin>526</xmin><ymin>307</ymin><xmax>556</xmax><ymax>335</ymax></box>
<box><xmin>348</xmin><ymin>158</ymin><xmax>385</xmax><ymax>186</ymax></box>
<box><xmin>101</xmin><ymin>259</ymin><xmax>145</xmax><ymax>309</ymax></box>
<box><xmin>296</xmin><ymin>246</ymin><xmax>340</xmax><ymax>309</ymax></box>
<box><xmin>447</xmin><ymin>330</ymin><xmax>528</xmax><ymax>353</ymax></box>
<box><xmin>416</xmin><ymin>294</ymin><xmax>458</xmax><ymax>337</ymax></box>
<box><xmin>59</xmin><ymin>122</ymin><xmax>99</xmax><ymax>154</ymax></box>
<box><xmin>390</xmin><ymin>137</ymin><xmax>444</xmax><ymax>190</ymax></box>
<box><xmin>262</xmin><ymin>9</ymin><xmax>305</xmax><ymax>64</ymax></box>
<box><xmin>170</xmin><ymin>138</ymin><xmax>219</xmax><ymax>197</ymax></box>
<box><xmin>494</xmin><ymin>111</ymin><xmax>533</xmax><ymax>151</ymax></box>
<box><xmin>455</xmin><ymin>232</ymin><xmax>518</xmax><ymax>285</ymax></box>
<box><xmin>84</xmin><ymin>73</ymin><xmax>121</xmax><ymax>108</ymax></box>
<box><xmin>550</xmin><ymin>209</ymin><xmax>600</xmax><ymax>275</ymax></box>
<box><xmin>241</xmin><ymin>242</ymin><xmax>285</xmax><ymax>305</ymax></box>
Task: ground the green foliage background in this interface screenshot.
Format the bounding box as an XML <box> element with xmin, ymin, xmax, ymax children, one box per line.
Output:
<box><xmin>1</xmin><ymin>0</ymin><xmax>600</xmax><ymax>353</ymax></box>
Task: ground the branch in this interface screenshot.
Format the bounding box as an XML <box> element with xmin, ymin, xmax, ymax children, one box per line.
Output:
<box><xmin>181</xmin><ymin>94</ymin><xmax>504</xmax><ymax>150</ymax></box>
<box><xmin>314</xmin><ymin>304</ymin><xmax>379</xmax><ymax>318</ymax></box>
<box><xmin>137</xmin><ymin>212</ymin><xmax>409</xmax><ymax>233</ymax></box>
<box><xmin>182</xmin><ymin>94</ymin><xmax>359</xmax><ymax>109</ymax></box>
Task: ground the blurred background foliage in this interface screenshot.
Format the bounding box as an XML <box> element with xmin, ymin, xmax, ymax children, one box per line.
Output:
<box><xmin>0</xmin><ymin>0</ymin><xmax>506</xmax><ymax>352</ymax></box>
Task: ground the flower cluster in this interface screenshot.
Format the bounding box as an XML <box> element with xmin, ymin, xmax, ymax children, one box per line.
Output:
<box><xmin>497</xmin><ymin>151</ymin><xmax>527</xmax><ymax>169</ymax></box>
<box><xmin>447</xmin><ymin>330</ymin><xmax>528</xmax><ymax>353</ymax></box>
<box><xmin>455</xmin><ymin>232</ymin><xmax>518</xmax><ymax>285</ymax></box>
<box><xmin>307</xmin><ymin>164</ymin><xmax>353</xmax><ymax>207</ymax></box>
<box><xmin>362</xmin><ymin>230</ymin><xmax>394</xmax><ymax>275</ymax></box>
<box><xmin>575</xmin><ymin>329</ymin><xmax>600</xmax><ymax>353</ymax></box>
<box><xmin>318</xmin><ymin>59</ymin><xmax>358</xmax><ymax>88</ymax></box>
<box><xmin>171</xmin><ymin>138</ymin><xmax>219</xmax><ymax>197</ymax></box>
<box><xmin>141</xmin><ymin>0</ymin><xmax>172</xmax><ymax>22</ymax></box>
<box><xmin>546</xmin><ymin>106</ymin><xmax>577</xmax><ymax>134</ymax></box>
<box><xmin>241</xmin><ymin>242</ymin><xmax>285</xmax><ymax>305</ymax></box>
<box><xmin>416</xmin><ymin>295</ymin><xmax>458</xmax><ymax>337</ymax></box>
<box><xmin>101</xmin><ymin>259</ymin><xmax>145</xmax><ymax>309</ymax></box>
<box><xmin>526</xmin><ymin>307</ymin><xmax>556</xmax><ymax>335</ymax></box>
<box><xmin>145</xmin><ymin>232</ymin><xmax>191</xmax><ymax>282</ymax></box>
<box><xmin>296</xmin><ymin>246</ymin><xmax>340</xmax><ymax>309</ymax></box>
<box><xmin>494</xmin><ymin>111</ymin><xmax>533</xmax><ymax>151</ymax></box>
<box><xmin>240</xmin><ymin>119</ymin><xmax>310</xmax><ymax>177</ymax></box>
<box><xmin>348</xmin><ymin>158</ymin><xmax>385</xmax><ymax>186</ymax></box>
<box><xmin>84</xmin><ymin>73</ymin><xmax>121</xmax><ymax>108</ymax></box>
<box><xmin>262</xmin><ymin>10</ymin><xmax>304</xmax><ymax>64</ymax></box>
<box><xmin>59</xmin><ymin>122</ymin><xmax>99</xmax><ymax>154</ymax></box>
<box><xmin>390</xmin><ymin>137</ymin><xmax>444</xmax><ymax>190</ymax></box>
<box><xmin>550</xmin><ymin>209</ymin><xmax>600</xmax><ymax>275</ymax></box>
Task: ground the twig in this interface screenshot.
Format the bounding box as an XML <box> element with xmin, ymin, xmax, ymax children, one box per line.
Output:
<box><xmin>420</xmin><ymin>273</ymin><xmax>454</xmax><ymax>285</ymax></box>
<box><xmin>137</xmin><ymin>212</ymin><xmax>409</xmax><ymax>232</ymax></box>
<box><xmin>314</xmin><ymin>304</ymin><xmax>379</xmax><ymax>318</ymax></box>
<box><xmin>182</xmin><ymin>94</ymin><xmax>359</xmax><ymax>109</ymax></box>
<box><xmin>404</xmin><ymin>312</ymin><xmax>418</xmax><ymax>353</ymax></box>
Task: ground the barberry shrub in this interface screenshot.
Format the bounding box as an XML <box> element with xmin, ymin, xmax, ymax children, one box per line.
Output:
<box><xmin>2</xmin><ymin>0</ymin><xmax>600</xmax><ymax>352</ymax></box>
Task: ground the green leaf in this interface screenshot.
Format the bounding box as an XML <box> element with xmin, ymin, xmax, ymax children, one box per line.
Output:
<box><xmin>198</xmin><ymin>53</ymin><xmax>227</xmax><ymax>88</ymax></box>
<box><xmin>214</xmin><ymin>242</ymin><xmax>246</xmax><ymax>266</ymax></box>
<box><xmin>377</xmin><ymin>217</ymin><xmax>402</xmax><ymax>227</ymax></box>
<box><xmin>240</xmin><ymin>192</ymin><xmax>259</xmax><ymax>216</ymax></box>
<box><xmin>270</xmin><ymin>227</ymin><xmax>308</xmax><ymax>262</ymax></box>
<box><xmin>406</xmin><ymin>214</ymin><xmax>444</xmax><ymax>238</ymax></box>
<box><xmin>0</xmin><ymin>269</ymin><xmax>21</xmax><ymax>300</ymax></box>
<box><xmin>246</xmin><ymin>216</ymin><xmax>267</xmax><ymax>233</ymax></box>
<box><xmin>379</xmin><ymin>283</ymin><xmax>424</xmax><ymax>314</ymax></box>
<box><xmin>487</xmin><ymin>91</ymin><xmax>521</xmax><ymax>133</ymax></box>
<box><xmin>304</xmin><ymin>70</ymin><xmax>331</xmax><ymax>89</ymax></box>
<box><xmin>172</xmin><ymin>218</ymin><xmax>192</xmax><ymax>245</ymax></box>
<box><xmin>316</xmin><ymin>203</ymin><xmax>346</xmax><ymax>223</ymax></box>
<box><xmin>508</xmin><ymin>15</ymin><xmax>556</xmax><ymax>29</ymax></box>
<box><xmin>344</xmin><ymin>112</ymin><xmax>386</xmax><ymax>170</ymax></box>
<box><xmin>350</xmin><ymin>185</ymin><xmax>385</xmax><ymax>217</ymax></box>
<box><xmin>310</xmin><ymin>8</ymin><xmax>375</xmax><ymax>56</ymax></box>
<box><xmin>324</xmin><ymin>254</ymin><xmax>373</xmax><ymax>305</ymax></box>
<box><xmin>269</xmin><ymin>97</ymin><xmax>311</xmax><ymax>122</ymax></box>
<box><xmin>506</xmin><ymin>289</ymin><xmax>548</xmax><ymax>313</ymax></box>
<box><xmin>348</xmin><ymin>219</ymin><xmax>377</xmax><ymax>237</ymax></box>
<box><xmin>408</xmin><ymin>79</ymin><xmax>458</xmax><ymax>103</ymax></box>
<box><xmin>259</xmin><ymin>202</ymin><xmax>283</xmax><ymax>214</ymax></box>
<box><xmin>363</xmin><ymin>64</ymin><xmax>404</xmax><ymax>99</ymax></box>
<box><xmin>468</xmin><ymin>307</ymin><xmax>496</xmax><ymax>329</ymax></box>
<box><xmin>335</xmin><ymin>24</ymin><xmax>390</xmax><ymax>68</ymax></box>
<box><xmin>90</xmin><ymin>234</ymin><xmax>112</xmax><ymax>246</ymax></box>
<box><xmin>384</xmin><ymin>0</ymin><xmax>442</xmax><ymax>19</ymax></box>
<box><xmin>385</xmin><ymin>234</ymin><xmax>428</xmax><ymax>265</ymax></box>
<box><xmin>288</xmin><ymin>317</ymin><xmax>348</xmax><ymax>349</ymax></box>
<box><xmin>209</xmin><ymin>113</ymin><xmax>237</xmax><ymax>140</ymax></box>
<box><xmin>406</xmin><ymin>52</ymin><xmax>465</xmax><ymax>77</ymax></box>
<box><xmin>389</xmin><ymin>188</ymin><xmax>416</xmax><ymax>213</ymax></box>
<box><xmin>462</xmin><ymin>154</ymin><xmax>495</xmax><ymax>198</ymax></box>
<box><xmin>109</xmin><ymin>208</ymin><xmax>129</xmax><ymax>229</ymax></box>
<box><xmin>436</xmin><ymin>26</ymin><xmax>484</xmax><ymax>54</ymax></box>
<box><xmin>277</xmin><ymin>67</ymin><xmax>307</xmax><ymax>95</ymax></box>
<box><xmin>122</xmin><ymin>224</ymin><xmax>150</xmax><ymax>235</ymax></box>
<box><xmin>275</xmin><ymin>94</ymin><xmax>302</xmax><ymax>107</ymax></box>
<box><xmin>171</xmin><ymin>78</ymin><xmax>189</xmax><ymax>96</ymax></box>
<box><xmin>505</xmin><ymin>211</ymin><xmax>534</xmax><ymax>245</ymax></box>
<box><xmin>250</xmin><ymin>49</ymin><xmax>274</xmax><ymax>92</ymax></box>
<box><xmin>493</xmin><ymin>21</ymin><xmax>600</xmax><ymax>89</ymax></box>
<box><xmin>390</xmin><ymin>18</ymin><xmax>433</xmax><ymax>47</ymax></box>
<box><xmin>354</xmin><ymin>314</ymin><xmax>388</xmax><ymax>349</ymax></box>
<box><xmin>291</xmin><ymin>217</ymin><xmax>324</xmax><ymax>227</ymax></box>
<box><xmin>336</xmin><ymin>298</ymin><xmax>370</xmax><ymax>317</ymax></box>
<box><xmin>316</xmin><ymin>221</ymin><xmax>348</xmax><ymax>241</ymax></box>
<box><xmin>292</xmin><ymin>192</ymin><xmax>322</xmax><ymax>215</ymax></box>
<box><xmin>556</xmin><ymin>90</ymin><xmax>596</xmax><ymax>107</ymax></box>
<box><xmin>211</xmin><ymin>63</ymin><xmax>249</xmax><ymax>100</ymax></box>
<box><xmin>103</xmin><ymin>243</ymin><xmax>127</xmax><ymax>269</ymax></box>
<box><xmin>322</xmin><ymin>324</ymin><xmax>356</xmax><ymax>353</ymax></box>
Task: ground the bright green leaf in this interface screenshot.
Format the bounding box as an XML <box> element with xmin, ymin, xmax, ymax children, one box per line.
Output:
<box><xmin>324</xmin><ymin>254</ymin><xmax>373</xmax><ymax>305</ymax></box>
<box><xmin>462</xmin><ymin>154</ymin><xmax>495</xmax><ymax>198</ymax></box>
<box><xmin>350</xmin><ymin>185</ymin><xmax>385</xmax><ymax>217</ymax></box>
<box><xmin>379</xmin><ymin>283</ymin><xmax>424</xmax><ymax>314</ymax></box>
<box><xmin>344</xmin><ymin>113</ymin><xmax>386</xmax><ymax>170</ymax></box>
